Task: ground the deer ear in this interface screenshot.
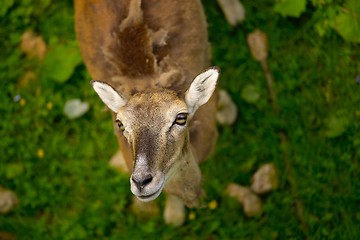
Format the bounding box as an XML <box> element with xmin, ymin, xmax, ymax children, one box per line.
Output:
<box><xmin>91</xmin><ymin>80</ymin><xmax>127</xmax><ymax>113</ymax></box>
<box><xmin>185</xmin><ymin>67</ymin><xmax>220</xmax><ymax>116</ymax></box>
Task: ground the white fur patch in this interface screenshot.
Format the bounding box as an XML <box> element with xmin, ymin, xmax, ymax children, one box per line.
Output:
<box><xmin>91</xmin><ymin>81</ymin><xmax>127</xmax><ymax>113</ymax></box>
<box><xmin>136</xmin><ymin>153</ymin><xmax>147</xmax><ymax>167</ymax></box>
<box><xmin>185</xmin><ymin>67</ymin><xmax>220</xmax><ymax>115</ymax></box>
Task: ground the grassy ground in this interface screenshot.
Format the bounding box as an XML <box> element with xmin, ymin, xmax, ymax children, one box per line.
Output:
<box><xmin>1</xmin><ymin>0</ymin><xmax>360</xmax><ymax>239</ymax></box>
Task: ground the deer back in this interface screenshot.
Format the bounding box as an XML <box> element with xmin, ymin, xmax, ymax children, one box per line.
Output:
<box><xmin>75</xmin><ymin>0</ymin><xmax>211</xmax><ymax>95</ymax></box>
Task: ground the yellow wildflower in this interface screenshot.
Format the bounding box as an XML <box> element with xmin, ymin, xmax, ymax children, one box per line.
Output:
<box><xmin>188</xmin><ymin>212</ymin><xmax>196</xmax><ymax>221</ymax></box>
<box><xmin>208</xmin><ymin>200</ymin><xmax>218</xmax><ymax>210</ymax></box>
<box><xmin>46</xmin><ymin>102</ymin><xmax>53</xmax><ymax>110</ymax></box>
<box><xmin>37</xmin><ymin>149</ymin><xmax>44</xmax><ymax>158</ymax></box>
<box><xmin>19</xmin><ymin>99</ymin><xmax>26</xmax><ymax>106</ymax></box>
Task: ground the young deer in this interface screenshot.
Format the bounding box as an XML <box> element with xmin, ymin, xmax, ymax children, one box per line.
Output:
<box><xmin>75</xmin><ymin>0</ymin><xmax>219</xmax><ymax>225</ymax></box>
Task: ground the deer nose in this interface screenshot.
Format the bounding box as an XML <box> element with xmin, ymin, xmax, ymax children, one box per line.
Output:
<box><xmin>131</xmin><ymin>174</ymin><xmax>153</xmax><ymax>190</ymax></box>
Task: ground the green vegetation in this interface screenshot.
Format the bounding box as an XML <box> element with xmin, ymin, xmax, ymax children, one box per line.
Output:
<box><xmin>1</xmin><ymin>0</ymin><xmax>359</xmax><ymax>239</ymax></box>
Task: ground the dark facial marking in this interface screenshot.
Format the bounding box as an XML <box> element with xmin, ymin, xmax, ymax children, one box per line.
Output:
<box><xmin>134</xmin><ymin>128</ymin><xmax>159</xmax><ymax>169</ymax></box>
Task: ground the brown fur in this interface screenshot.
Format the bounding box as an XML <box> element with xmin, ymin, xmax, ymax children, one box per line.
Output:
<box><xmin>75</xmin><ymin>0</ymin><xmax>210</xmax><ymax>94</ymax></box>
<box><xmin>75</xmin><ymin>0</ymin><xmax>218</xmax><ymax>215</ymax></box>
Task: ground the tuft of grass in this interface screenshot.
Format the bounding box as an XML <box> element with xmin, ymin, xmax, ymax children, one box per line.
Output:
<box><xmin>1</xmin><ymin>0</ymin><xmax>359</xmax><ymax>239</ymax></box>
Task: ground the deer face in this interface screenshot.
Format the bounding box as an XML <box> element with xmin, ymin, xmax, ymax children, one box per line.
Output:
<box><xmin>119</xmin><ymin>90</ymin><xmax>190</xmax><ymax>201</ymax></box>
<box><xmin>91</xmin><ymin>68</ymin><xmax>219</xmax><ymax>201</ymax></box>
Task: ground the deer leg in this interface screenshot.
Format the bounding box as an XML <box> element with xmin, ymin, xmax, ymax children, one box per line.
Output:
<box><xmin>164</xmin><ymin>194</ymin><xmax>186</xmax><ymax>226</ymax></box>
<box><xmin>163</xmin><ymin>154</ymin><xmax>203</xmax><ymax>226</ymax></box>
<box><xmin>131</xmin><ymin>196</ymin><xmax>160</xmax><ymax>217</ymax></box>
<box><xmin>109</xmin><ymin>149</ymin><xmax>129</xmax><ymax>173</ymax></box>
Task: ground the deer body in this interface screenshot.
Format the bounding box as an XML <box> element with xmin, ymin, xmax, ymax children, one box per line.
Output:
<box><xmin>75</xmin><ymin>0</ymin><xmax>219</xmax><ymax>224</ymax></box>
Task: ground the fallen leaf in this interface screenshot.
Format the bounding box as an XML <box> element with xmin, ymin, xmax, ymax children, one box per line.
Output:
<box><xmin>226</xmin><ymin>183</ymin><xmax>249</xmax><ymax>202</ymax></box>
<box><xmin>17</xmin><ymin>71</ymin><xmax>37</xmax><ymax>88</ymax></box>
<box><xmin>241</xmin><ymin>84</ymin><xmax>260</xmax><ymax>103</ymax></box>
<box><xmin>20</xmin><ymin>30</ymin><xmax>47</xmax><ymax>60</ymax></box>
<box><xmin>251</xmin><ymin>163</ymin><xmax>279</xmax><ymax>194</ymax></box>
<box><xmin>247</xmin><ymin>29</ymin><xmax>268</xmax><ymax>62</ymax></box>
<box><xmin>5</xmin><ymin>163</ymin><xmax>24</xmax><ymax>179</ymax></box>
<box><xmin>0</xmin><ymin>188</ymin><xmax>19</xmax><ymax>214</ymax></box>
<box><xmin>325</xmin><ymin>115</ymin><xmax>350</xmax><ymax>138</ymax></box>
<box><xmin>63</xmin><ymin>99</ymin><xmax>89</xmax><ymax>120</ymax></box>
<box><xmin>217</xmin><ymin>89</ymin><xmax>238</xmax><ymax>125</ymax></box>
<box><xmin>331</xmin><ymin>0</ymin><xmax>360</xmax><ymax>43</ymax></box>
<box><xmin>217</xmin><ymin>0</ymin><xmax>246</xmax><ymax>26</ymax></box>
<box><xmin>242</xmin><ymin>190</ymin><xmax>263</xmax><ymax>217</ymax></box>
<box><xmin>226</xmin><ymin>183</ymin><xmax>263</xmax><ymax>217</ymax></box>
<box><xmin>273</xmin><ymin>0</ymin><xmax>306</xmax><ymax>18</ymax></box>
<box><xmin>43</xmin><ymin>41</ymin><xmax>82</xmax><ymax>83</ymax></box>
<box><xmin>0</xmin><ymin>231</ymin><xmax>15</xmax><ymax>240</ymax></box>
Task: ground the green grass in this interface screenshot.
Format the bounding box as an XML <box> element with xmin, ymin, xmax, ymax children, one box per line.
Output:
<box><xmin>1</xmin><ymin>0</ymin><xmax>360</xmax><ymax>239</ymax></box>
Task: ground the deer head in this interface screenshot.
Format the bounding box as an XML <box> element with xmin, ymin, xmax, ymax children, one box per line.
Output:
<box><xmin>91</xmin><ymin>68</ymin><xmax>219</xmax><ymax>202</ymax></box>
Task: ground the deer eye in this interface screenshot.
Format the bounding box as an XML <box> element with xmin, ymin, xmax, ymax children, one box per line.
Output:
<box><xmin>115</xmin><ymin>119</ymin><xmax>125</xmax><ymax>131</ymax></box>
<box><xmin>174</xmin><ymin>113</ymin><xmax>188</xmax><ymax>126</ymax></box>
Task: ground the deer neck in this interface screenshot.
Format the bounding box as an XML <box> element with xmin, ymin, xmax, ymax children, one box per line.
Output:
<box><xmin>164</xmin><ymin>133</ymin><xmax>203</xmax><ymax>207</ymax></box>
